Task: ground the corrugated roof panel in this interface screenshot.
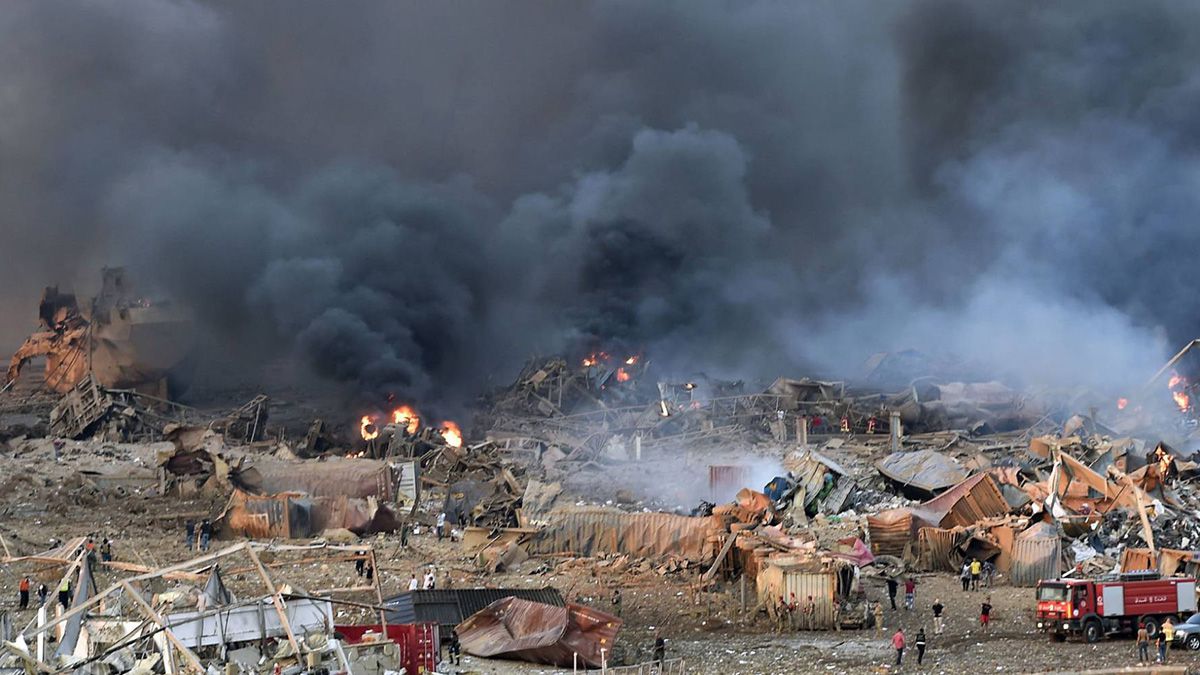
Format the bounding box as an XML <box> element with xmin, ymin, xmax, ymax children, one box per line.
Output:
<box><xmin>383</xmin><ymin>588</ymin><xmax>565</xmax><ymax>633</ymax></box>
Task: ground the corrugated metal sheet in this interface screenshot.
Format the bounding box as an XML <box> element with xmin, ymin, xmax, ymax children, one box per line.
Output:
<box><xmin>912</xmin><ymin>473</ymin><xmax>1009</xmax><ymax>528</ymax></box>
<box><xmin>875</xmin><ymin>450</ymin><xmax>967</xmax><ymax>493</ymax></box>
<box><xmin>755</xmin><ymin>565</ymin><xmax>837</xmax><ymax>628</ymax></box>
<box><xmin>457</xmin><ymin>598</ymin><xmax>621</xmax><ymax>668</ymax></box>
<box><xmin>528</xmin><ymin>507</ymin><xmax>716</xmax><ymax>561</ymax></box>
<box><xmin>255</xmin><ymin>459</ymin><xmax>394</xmax><ymax>500</ymax></box>
<box><xmin>383</xmin><ymin>588</ymin><xmax>565</xmax><ymax>632</ymax></box>
<box><xmin>1009</xmin><ymin>536</ymin><xmax>1062</xmax><ymax>586</ymax></box>
<box><xmin>867</xmin><ymin>509</ymin><xmax>913</xmax><ymax>556</ymax></box>
<box><xmin>916</xmin><ymin>527</ymin><xmax>962</xmax><ymax>572</ymax></box>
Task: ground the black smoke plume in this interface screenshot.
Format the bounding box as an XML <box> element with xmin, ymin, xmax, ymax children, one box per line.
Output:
<box><xmin>1</xmin><ymin>0</ymin><xmax>1193</xmax><ymax>409</ymax></box>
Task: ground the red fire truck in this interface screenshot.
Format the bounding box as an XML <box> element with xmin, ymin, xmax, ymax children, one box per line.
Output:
<box><xmin>1036</xmin><ymin>572</ymin><xmax>1197</xmax><ymax>642</ymax></box>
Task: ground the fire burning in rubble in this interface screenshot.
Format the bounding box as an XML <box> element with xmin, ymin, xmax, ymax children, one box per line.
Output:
<box><xmin>582</xmin><ymin>352</ymin><xmax>610</xmax><ymax>367</ymax></box>
<box><xmin>615</xmin><ymin>368</ymin><xmax>631</xmax><ymax>382</ymax></box>
<box><xmin>359</xmin><ymin>415</ymin><xmax>379</xmax><ymax>441</ymax></box>
<box><xmin>392</xmin><ymin>405</ymin><xmax>420</xmax><ymax>434</ymax></box>
<box><xmin>440</xmin><ymin>421</ymin><xmax>463</xmax><ymax>447</ymax></box>
<box><xmin>1169</xmin><ymin>372</ymin><xmax>1191</xmax><ymax>413</ymax></box>
<box><xmin>1117</xmin><ymin>397</ymin><xmax>1128</xmax><ymax>410</ymax></box>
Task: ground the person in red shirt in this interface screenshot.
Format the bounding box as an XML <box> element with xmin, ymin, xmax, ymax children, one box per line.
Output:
<box><xmin>904</xmin><ymin>577</ymin><xmax>916</xmax><ymax>610</ymax></box>
<box><xmin>892</xmin><ymin>628</ymin><xmax>906</xmax><ymax>665</ymax></box>
<box><xmin>18</xmin><ymin>577</ymin><xmax>30</xmax><ymax>609</ymax></box>
<box><xmin>981</xmin><ymin>597</ymin><xmax>993</xmax><ymax>629</ymax></box>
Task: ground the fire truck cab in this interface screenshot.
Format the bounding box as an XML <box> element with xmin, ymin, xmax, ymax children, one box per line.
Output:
<box><xmin>1036</xmin><ymin>572</ymin><xmax>1197</xmax><ymax>643</ymax></box>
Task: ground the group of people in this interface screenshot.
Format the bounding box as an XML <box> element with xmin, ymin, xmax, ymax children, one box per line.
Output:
<box><xmin>1136</xmin><ymin>618</ymin><xmax>1176</xmax><ymax>665</ymax></box>
<box><xmin>959</xmin><ymin>558</ymin><xmax>994</xmax><ymax>591</ymax></box>
<box><xmin>772</xmin><ymin>592</ymin><xmax>820</xmax><ymax>631</ymax></box>
<box><xmin>183</xmin><ymin>519</ymin><xmax>214</xmax><ymax>552</ymax></box>
<box><xmin>407</xmin><ymin>567</ymin><xmax>438</xmax><ymax>591</ymax></box>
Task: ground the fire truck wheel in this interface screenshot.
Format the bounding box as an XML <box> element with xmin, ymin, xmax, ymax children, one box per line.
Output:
<box><xmin>1140</xmin><ymin>616</ymin><xmax>1160</xmax><ymax>638</ymax></box>
<box><xmin>1186</xmin><ymin>634</ymin><xmax>1200</xmax><ymax>651</ymax></box>
<box><xmin>1083</xmin><ymin>619</ymin><xmax>1102</xmax><ymax>643</ymax></box>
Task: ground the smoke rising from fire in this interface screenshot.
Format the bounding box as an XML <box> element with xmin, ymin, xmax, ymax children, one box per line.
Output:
<box><xmin>1</xmin><ymin>1</ymin><xmax>1194</xmax><ymax>407</ymax></box>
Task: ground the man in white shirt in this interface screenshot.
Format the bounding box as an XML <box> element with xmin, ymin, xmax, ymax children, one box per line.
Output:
<box><xmin>408</xmin><ymin>574</ymin><xmax>419</xmax><ymax>591</ymax></box>
<box><xmin>423</xmin><ymin>569</ymin><xmax>436</xmax><ymax>589</ymax></box>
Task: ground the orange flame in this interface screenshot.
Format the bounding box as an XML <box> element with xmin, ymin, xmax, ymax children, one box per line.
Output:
<box><xmin>440</xmin><ymin>421</ymin><xmax>463</xmax><ymax>448</ymax></box>
<box><xmin>615</xmin><ymin>368</ymin><xmax>631</xmax><ymax>383</ymax></box>
<box><xmin>1117</xmin><ymin>397</ymin><xmax>1128</xmax><ymax>410</ymax></box>
<box><xmin>582</xmin><ymin>352</ymin><xmax>610</xmax><ymax>367</ymax></box>
<box><xmin>625</xmin><ymin>355</ymin><xmax>639</xmax><ymax>365</ymax></box>
<box><xmin>360</xmin><ymin>415</ymin><xmax>379</xmax><ymax>441</ymax></box>
<box><xmin>1168</xmin><ymin>372</ymin><xmax>1191</xmax><ymax>413</ymax></box>
<box><xmin>392</xmin><ymin>405</ymin><xmax>420</xmax><ymax>434</ymax></box>
<box><xmin>1174</xmin><ymin>390</ymin><xmax>1191</xmax><ymax>412</ymax></box>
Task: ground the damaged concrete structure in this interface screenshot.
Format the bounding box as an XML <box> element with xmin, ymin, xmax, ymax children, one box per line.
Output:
<box><xmin>5</xmin><ymin>268</ymin><xmax>195</xmax><ymax>398</ymax></box>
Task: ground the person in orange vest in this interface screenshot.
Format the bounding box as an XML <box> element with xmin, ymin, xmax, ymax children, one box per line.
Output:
<box><xmin>18</xmin><ymin>577</ymin><xmax>30</xmax><ymax>609</ymax></box>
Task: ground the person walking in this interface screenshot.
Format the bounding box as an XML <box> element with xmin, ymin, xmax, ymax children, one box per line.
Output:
<box><xmin>980</xmin><ymin>596</ymin><xmax>993</xmax><ymax>631</ymax></box>
<box><xmin>436</xmin><ymin>512</ymin><xmax>447</xmax><ymax>540</ymax></box>
<box><xmin>355</xmin><ymin>552</ymin><xmax>366</xmax><ymax>577</ymax></box>
<box><xmin>804</xmin><ymin>596</ymin><xmax>816</xmax><ymax>631</ymax></box>
<box><xmin>100</xmin><ymin>539</ymin><xmax>112</xmax><ymax>562</ymax></box>
<box><xmin>399</xmin><ymin>520</ymin><xmax>409</xmax><ymax>548</ymax></box>
<box><xmin>886</xmin><ymin>577</ymin><xmax>898</xmax><ymax>610</ymax></box>
<box><xmin>982</xmin><ymin>559</ymin><xmax>995</xmax><ymax>587</ymax></box>
<box><xmin>184</xmin><ymin>519</ymin><xmax>195</xmax><ymax>550</ymax></box>
<box><xmin>932</xmin><ymin>598</ymin><xmax>945</xmax><ymax>635</ymax></box>
<box><xmin>915</xmin><ymin>627</ymin><xmax>927</xmax><ymax>665</ymax></box>
<box><xmin>786</xmin><ymin>593</ymin><xmax>798</xmax><ymax>631</ymax></box>
<box><xmin>408</xmin><ymin>573</ymin><xmax>419</xmax><ymax>591</ymax></box>
<box><xmin>904</xmin><ymin>577</ymin><xmax>916</xmax><ymax>611</ymax></box>
<box><xmin>37</xmin><ymin>583</ymin><xmax>47</xmax><ymax>607</ymax></box>
<box><xmin>18</xmin><ymin>577</ymin><xmax>30</xmax><ymax>609</ymax></box>
<box><xmin>970</xmin><ymin>558</ymin><xmax>982</xmax><ymax>591</ymax></box>
<box><xmin>423</xmin><ymin>568</ymin><xmax>436</xmax><ymax>590</ymax></box>
<box><xmin>1137</xmin><ymin>623</ymin><xmax>1150</xmax><ymax>664</ymax></box>
<box><xmin>611</xmin><ymin>587</ymin><xmax>622</xmax><ymax>617</ymax></box>
<box><xmin>892</xmin><ymin>628</ymin><xmax>906</xmax><ymax>666</ymax></box>
<box><xmin>774</xmin><ymin>596</ymin><xmax>786</xmax><ymax>634</ymax></box>
<box><xmin>448</xmin><ymin>630</ymin><xmax>462</xmax><ymax>666</ymax></box>
<box><xmin>873</xmin><ymin>602</ymin><xmax>885</xmax><ymax>636</ymax></box>
<box><xmin>653</xmin><ymin>632</ymin><xmax>666</xmax><ymax>669</ymax></box>
<box><xmin>1157</xmin><ymin>631</ymin><xmax>1167</xmax><ymax>664</ymax></box>
<box><xmin>960</xmin><ymin>562</ymin><xmax>971</xmax><ymax>592</ymax></box>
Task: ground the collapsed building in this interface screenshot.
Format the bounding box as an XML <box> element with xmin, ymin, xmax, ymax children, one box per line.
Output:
<box><xmin>5</xmin><ymin>268</ymin><xmax>195</xmax><ymax>398</ymax></box>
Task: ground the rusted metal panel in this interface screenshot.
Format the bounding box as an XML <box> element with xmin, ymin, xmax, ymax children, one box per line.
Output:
<box><xmin>708</xmin><ymin>465</ymin><xmax>748</xmax><ymax>501</ymax></box>
<box><xmin>254</xmin><ymin>459</ymin><xmax>394</xmax><ymax>500</ymax></box>
<box><xmin>528</xmin><ymin>507</ymin><xmax>716</xmax><ymax>562</ymax></box>
<box><xmin>1009</xmin><ymin>536</ymin><xmax>1062</xmax><ymax>586</ymax></box>
<box><xmin>222</xmin><ymin>490</ymin><xmax>293</xmax><ymax>538</ymax></box>
<box><xmin>866</xmin><ymin>508</ymin><xmax>913</xmax><ymax>556</ymax></box>
<box><xmin>457</xmin><ymin>598</ymin><xmax>621</xmax><ymax>668</ymax></box>
<box><xmin>913</xmin><ymin>473</ymin><xmax>1009</xmax><ymax>528</ymax></box>
<box><xmin>755</xmin><ymin>564</ymin><xmax>837</xmax><ymax>628</ymax></box>
<box><xmin>1120</xmin><ymin>548</ymin><xmax>1194</xmax><ymax>576</ymax></box>
<box><xmin>916</xmin><ymin>527</ymin><xmax>962</xmax><ymax>572</ymax></box>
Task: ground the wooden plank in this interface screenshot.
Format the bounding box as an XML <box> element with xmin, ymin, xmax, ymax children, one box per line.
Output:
<box><xmin>119</xmin><ymin>581</ymin><xmax>205</xmax><ymax>674</ymax></box>
<box><xmin>701</xmin><ymin>532</ymin><xmax>741</xmax><ymax>583</ymax></box>
<box><xmin>245</xmin><ymin>546</ymin><xmax>302</xmax><ymax>661</ymax></box>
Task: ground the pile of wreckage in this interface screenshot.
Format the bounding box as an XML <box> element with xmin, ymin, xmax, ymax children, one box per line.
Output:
<box><xmin>0</xmin><ymin>540</ymin><xmax>441</xmax><ymax>675</ymax></box>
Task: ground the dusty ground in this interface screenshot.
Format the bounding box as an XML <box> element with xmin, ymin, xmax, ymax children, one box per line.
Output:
<box><xmin>4</xmin><ymin>437</ymin><xmax>1200</xmax><ymax>673</ymax></box>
